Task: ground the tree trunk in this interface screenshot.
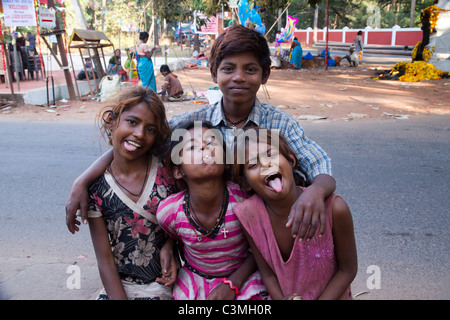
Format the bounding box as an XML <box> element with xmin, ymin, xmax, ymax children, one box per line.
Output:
<box><xmin>313</xmin><ymin>4</ymin><xmax>318</xmax><ymax>43</ymax></box>
<box><xmin>410</xmin><ymin>0</ymin><xmax>416</xmax><ymax>28</ymax></box>
<box><xmin>71</xmin><ymin>0</ymin><xmax>88</xmax><ymax>29</ymax></box>
<box><xmin>101</xmin><ymin>0</ymin><xmax>106</xmax><ymax>32</ymax></box>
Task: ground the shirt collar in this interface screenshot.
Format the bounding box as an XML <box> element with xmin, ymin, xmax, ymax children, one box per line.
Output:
<box><xmin>213</xmin><ymin>98</ymin><xmax>262</xmax><ymax>128</ymax></box>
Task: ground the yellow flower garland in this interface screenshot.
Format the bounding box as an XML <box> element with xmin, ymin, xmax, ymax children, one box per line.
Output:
<box><xmin>374</xmin><ymin>6</ymin><xmax>450</xmax><ymax>82</ymax></box>
<box><xmin>423</xmin><ymin>5</ymin><xmax>450</xmax><ymax>33</ymax></box>
<box><xmin>398</xmin><ymin>61</ymin><xmax>442</xmax><ymax>82</ymax></box>
<box><xmin>411</xmin><ymin>42</ymin><xmax>434</xmax><ymax>62</ymax></box>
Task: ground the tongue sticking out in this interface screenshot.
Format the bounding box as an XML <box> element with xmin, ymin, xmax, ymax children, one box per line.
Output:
<box><xmin>268</xmin><ymin>177</ymin><xmax>283</xmax><ymax>193</ymax></box>
<box><xmin>124</xmin><ymin>141</ymin><xmax>137</xmax><ymax>152</ymax></box>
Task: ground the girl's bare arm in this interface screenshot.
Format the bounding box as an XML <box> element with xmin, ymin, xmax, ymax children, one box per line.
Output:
<box><xmin>318</xmin><ymin>196</ymin><xmax>357</xmax><ymax>300</ymax></box>
<box><xmin>88</xmin><ymin>217</ymin><xmax>128</xmax><ymax>300</ymax></box>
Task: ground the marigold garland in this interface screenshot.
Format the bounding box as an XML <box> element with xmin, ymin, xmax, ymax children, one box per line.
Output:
<box><xmin>375</xmin><ymin>5</ymin><xmax>449</xmax><ymax>82</ymax></box>
<box><xmin>411</xmin><ymin>41</ymin><xmax>434</xmax><ymax>62</ymax></box>
<box><xmin>398</xmin><ymin>61</ymin><xmax>442</xmax><ymax>82</ymax></box>
<box><xmin>423</xmin><ymin>5</ymin><xmax>450</xmax><ymax>33</ymax></box>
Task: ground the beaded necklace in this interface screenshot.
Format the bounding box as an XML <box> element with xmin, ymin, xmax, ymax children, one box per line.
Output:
<box><xmin>108</xmin><ymin>157</ymin><xmax>149</xmax><ymax>197</ymax></box>
<box><xmin>183</xmin><ymin>187</ymin><xmax>229</xmax><ymax>242</ymax></box>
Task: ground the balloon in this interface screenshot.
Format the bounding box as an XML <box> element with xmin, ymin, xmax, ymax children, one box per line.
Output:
<box><xmin>238</xmin><ymin>0</ymin><xmax>264</xmax><ymax>33</ymax></box>
<box><xmin>276</xmin><ymin>15</ymin><xmax>299</xmax><ymax>43</ymax></box>
<box><xmin>251</xmin><ymin>9</ymin><xmax>261</xmax><ymax>26</ymax></box>
<box><xmin>255</xmin><ymin>25</ymin><xmax>266</xmax><ymax>34</ymax></box>
<box><xmin>238</xmin><ymin>0</ymin><xmax>250</xmax><ymax>25</ymax></box>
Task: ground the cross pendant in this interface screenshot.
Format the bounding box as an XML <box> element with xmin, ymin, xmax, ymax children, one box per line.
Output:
<box><xmin>220</xmin><ymin>227</ymin><xmax>229</xmax><ymax>238</ymax></box>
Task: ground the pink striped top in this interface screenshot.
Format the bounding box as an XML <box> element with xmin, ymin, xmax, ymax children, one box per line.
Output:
<box><xmin>156</xmin><ymin>182</ymin><xmax>248</xmax><ymax>276</ymax></box>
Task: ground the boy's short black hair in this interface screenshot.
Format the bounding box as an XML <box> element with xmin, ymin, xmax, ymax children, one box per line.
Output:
<box><xmin>160</xmin><ymin>64</ymin><xmax>171</xmax><ymax>73</ymax></box>
<box><xmin>209</xmin><ymin>25</ymin><xmax>271</xmax><ymax>81</ymax></box>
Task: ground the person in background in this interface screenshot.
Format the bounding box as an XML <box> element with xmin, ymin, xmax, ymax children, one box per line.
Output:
<box><xmin>274</xmin><ymin>30</ymin><xmax>282</xmax><ymax>56</ymax></box>
<box><xmin>159</xmin><ymin>64</ymin><xmax>183</xmax><ymax>102</ymax></box>
<box><xmin>136</xmin><ymin>32</ymin><xmax>158</xmax><ymax>92</ymax></box>
<box><xmin>125</xmin><ymin>51</ymin><xmax>138</xmax><ymax>79</ymax></box>
<box><xmin>289</xmin><ymin>38</ymin><xmax>303</xmax><ymax>69</ymax></box>
<box><xmin>108</xmin><ymin>49</ymin><xmax>128</xmax><ymax>81</ymax></box>
<box><xmin>353</xmin><ymin>31</ymin><xmax>364</xmax><ymax>63</ymax></box>
<box><xmin>77</xmin><ymin>57</ymin><xmax>93</xmax><ymax>80</ymax></box>
<box><xmin>26</xmin><ymin>32</ymin><xmax>36</xmax><ymax>54</ymax></box>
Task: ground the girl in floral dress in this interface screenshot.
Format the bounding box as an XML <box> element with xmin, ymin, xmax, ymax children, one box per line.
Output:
<box><xmin>156</xmin><ymin>121</ymin><xmax>266</xmax><ymax>300</ymax></box>
<box><xmin>87</xmin><ymin>86</ymin><xmax>177</xmax><ymax>299</ymax></box>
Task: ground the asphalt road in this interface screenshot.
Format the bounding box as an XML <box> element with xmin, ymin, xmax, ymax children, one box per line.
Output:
<box><xmin>0</xmin><ymin>115</ymin><xmax>449</xmax><ymax>300</ymax></box>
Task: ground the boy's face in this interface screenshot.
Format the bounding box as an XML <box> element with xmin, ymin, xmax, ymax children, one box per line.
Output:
<box><xmin>212</xmin><ymin>52</ymin><xmax>269</xmax><ymax>110</ymax></box>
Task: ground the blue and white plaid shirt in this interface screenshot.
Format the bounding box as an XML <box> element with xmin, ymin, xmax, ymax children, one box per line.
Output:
<box><xmin>168</xmin><ymin>98</ymin><xmax>332</xmax><ymax>183</ymax></box>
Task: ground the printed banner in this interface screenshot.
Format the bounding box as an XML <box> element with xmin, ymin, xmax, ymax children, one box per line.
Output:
<box><xmin>3</xmin><ymin>0</ymin><xmax>37</xmax><ymax>27</ymax></box>
<box><xmin>195</xmin><ymin>14</ymin><xmax>219</xmax><ymax>35</ymax></box>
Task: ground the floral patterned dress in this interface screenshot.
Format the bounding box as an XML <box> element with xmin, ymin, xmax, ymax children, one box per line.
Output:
<box><xmin>87</xmin><ymin>155</ymin><xmax>176</xmax><ymax>299</ymax></box>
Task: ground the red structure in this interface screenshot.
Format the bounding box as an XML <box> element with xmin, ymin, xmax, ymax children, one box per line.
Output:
<box><xmin>294</xmin><ymin>27</ymin><xmax>422</xmax><ymax>47</ymax></box>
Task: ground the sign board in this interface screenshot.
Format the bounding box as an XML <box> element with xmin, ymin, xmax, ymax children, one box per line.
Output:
<box><xmin>39</xmin><ymin>6</ymin><xmax>56</xmax><ymax>29</ymax></box>
<box><xmin>194</xmin><ymin>14</ymin><xmax>219</xmax><ymax>35</ymax></box>
<box><xmin>2</xmin><ymin>0</ymin><xmax>37</xmax><ymax>27</ymax></box>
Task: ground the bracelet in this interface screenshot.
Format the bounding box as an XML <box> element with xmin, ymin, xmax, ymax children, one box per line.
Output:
<box><xmin>221</xmin><ymin>278</ymin><xmax>240</xmax><ymax>295</ymax></box>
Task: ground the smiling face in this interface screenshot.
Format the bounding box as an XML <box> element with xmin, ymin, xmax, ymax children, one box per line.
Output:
<box><xmin>109</xmin><ymin>102</ymin><xmax>157</xmax><ymax>162</ymax></box>
<box><xmin>212</xmin><ymin>51</ymin><xmax>269</xmax><ymax>112</ymax></box>
<box><xmin>243</xmin><ymin>140</ymin><xmax>297</xmax><ymax>201</ymax></box>
<box><xmin>236</xmin><ymin>129</ymin><xmax>298</xmax><ymax>201</ymax></box>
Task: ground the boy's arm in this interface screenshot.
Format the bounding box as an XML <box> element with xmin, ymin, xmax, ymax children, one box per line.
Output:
<box><xmin>65</xmin><ymin>148</ymin><xmax>114</xmax><ymax>233</ymax></box>
<box><xmin>318</xmin><ymin>196</ymin><xmax>357</xmax><ymax>299</ymax></box>
<box><xmin>88</xmin><ymin>217</ymin><xmax>128</xmax><ymax>300</ymax></box>
<box><xmin>287</xmin><ymin>173</ymin><xmax>336</xmax><ymax>241</ymax></box>
<box><xmin>281</xmin><ymin>117</ymin><xmax>335</xmax><ymax>240</ymax></box>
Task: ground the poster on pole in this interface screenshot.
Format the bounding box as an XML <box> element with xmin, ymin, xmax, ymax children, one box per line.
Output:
<box><xmin>194</xmin><ymin>13</ymin><xmax>219</xmax><ymax>35</ymax></box>
<box><xmin>2</xmin><ymin>0</ymin><xmax>37</xmax><ymax>27</ymax></box>
<box><xmin>39</xmin><ymin>6</ymin><xmax>56</xmax><ymax>29</ymax></box>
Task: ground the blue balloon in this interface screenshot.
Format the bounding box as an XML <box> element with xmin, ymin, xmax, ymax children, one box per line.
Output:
<box><xmin>238</xmin><ymin>0</ymin><xmax>250</xmax><ymax>25</ymax></box>
<box><xmin>250</xmin><ymin>9</ymin><xmax>261</xmax><ymax>26</ymax></box>
<box><xmin>255</xmin><ymin>25</ymin><xmax>265</xmax><ymax>34</ymax></box>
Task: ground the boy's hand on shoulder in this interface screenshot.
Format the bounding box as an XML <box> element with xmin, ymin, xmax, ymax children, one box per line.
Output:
<box><xmin>286</xmin><ymin>185</ymin><xmax>326</xmax><ymax>241</ymax></box>
<box><xmin>286</xmin><ymin>174</ymin><xmax>335</xmax><ymax>240</ymax></box>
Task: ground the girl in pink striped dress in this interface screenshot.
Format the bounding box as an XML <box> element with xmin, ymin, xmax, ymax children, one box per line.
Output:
<box><xmin>156</xmin><ymin>121</ymin><xmax>266</xmax><ymax>300</ymax></box>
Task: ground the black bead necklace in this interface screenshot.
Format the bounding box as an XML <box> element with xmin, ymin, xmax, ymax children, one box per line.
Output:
<box><xmin>108</xmin><ymin>157</ymin><xmax>149</xmax><ymax>197</ymax></box>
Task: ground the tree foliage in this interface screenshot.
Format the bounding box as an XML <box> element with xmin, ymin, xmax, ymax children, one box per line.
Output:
<box><xmin>298</xmin><ymin>0</ymin><xmax>435</xmax><ymax>29</ymax></box>
<box><xmin>67</xmin><ymin>0</ymin><xmax>436</xmax><ymax>44</ymax></box>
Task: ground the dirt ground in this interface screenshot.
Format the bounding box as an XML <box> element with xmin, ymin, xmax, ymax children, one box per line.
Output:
<box><xmin>1</xmin><ymin>63</ymin><xmax>449</xmax><ymax>123</ymax></box>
